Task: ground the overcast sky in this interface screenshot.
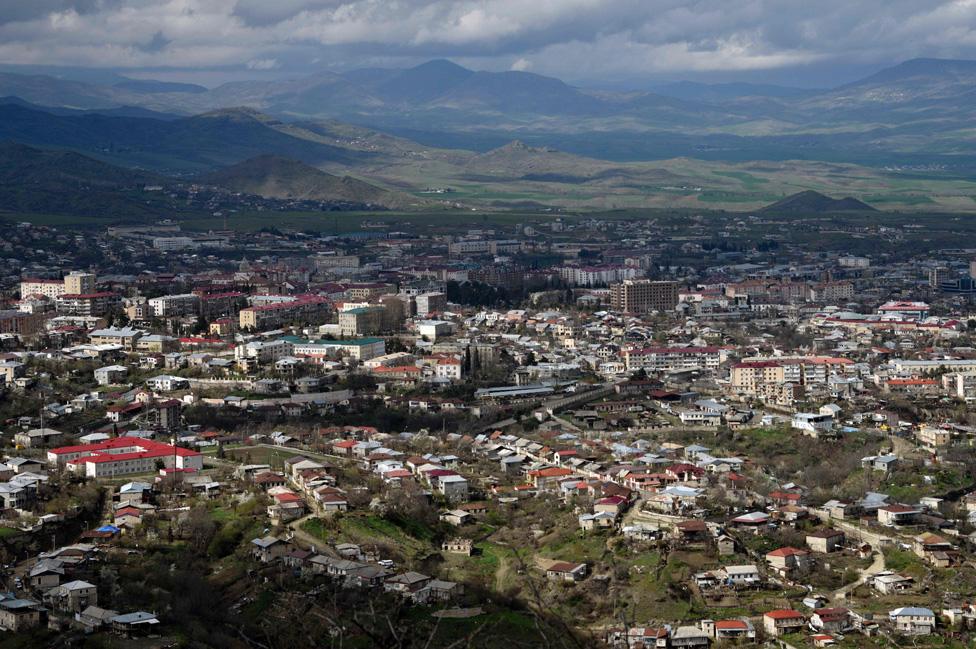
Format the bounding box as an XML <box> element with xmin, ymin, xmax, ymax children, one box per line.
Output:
<box><xmin>1</xmin><ymin>0</ymin><xmax>976</xmax><ymax>87</ymax></box>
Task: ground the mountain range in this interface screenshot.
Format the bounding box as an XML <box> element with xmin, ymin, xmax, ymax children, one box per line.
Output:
<box><xmin>4</xmin><ymin>58</ymin><xmax>976</xmax><ymax>166</ymax></box>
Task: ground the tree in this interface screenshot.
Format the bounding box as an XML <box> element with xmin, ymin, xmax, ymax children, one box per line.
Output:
<box><xmin>185</xmin><ymin>506</ymin><xmax>217</xmax><ymax>556</ymax></box>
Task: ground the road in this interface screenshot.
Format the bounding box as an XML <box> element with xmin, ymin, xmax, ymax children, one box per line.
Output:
<box><xmin>831</xmin><ymin>550</ymin><xmax>885</xmax><ymax>601</ymax></box>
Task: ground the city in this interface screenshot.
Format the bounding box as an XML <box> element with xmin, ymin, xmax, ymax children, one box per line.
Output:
<box><xmin>5</xmin><ymin>1</ymin><xmax>976</xmax><ymax>648</ymax></box>
<box><xmin>0</xmin><ymin>210</ymin><xmax>973</xmax><ymax>647</ymax></box>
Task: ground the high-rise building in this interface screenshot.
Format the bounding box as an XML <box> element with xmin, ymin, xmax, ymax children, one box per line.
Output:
<box><xmin>609</xmin><ymin>280</ymin><xmax>679</xmax><ymax>313</ymax></box>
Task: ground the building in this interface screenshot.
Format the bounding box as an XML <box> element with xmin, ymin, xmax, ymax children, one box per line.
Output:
<box><xmin>338</xmin><ymin>306</ymin><xmax>386</xmax><ymax>336</ymax></box>
<box><xmin>0</xmin><ymin>310</ymin><xmax>44</xmax><ymax>336</ymax></box>
<box><xmin>623</xmin><ymin>346</ymin><xmax>724</xmax><ymax>372</ymax></box>
<box><xmin>56</xmin><ymin>292</ymin><xmax>119</xmax><ymax>317</ymax></box>
<box><xmin>19</xmin><ymin>278</ymin><xmax>66</xmax><ymax>300</ymax></box>
<box><xmin>877</xmin><ymin>301</ymin><xmax>929</xmax><ymax>321</ymax></box>
<box><xmin>94</xmin><ymin>365</ymin><xmax>128</xmax><ymax>386</ymax></box>
<box><xmin>878</xmin><ymin>504</ymin><xmax>921</xmax><ymax>527</ymax></box>
<box><xmin>45</xmin><ymin>580</ymin><xmax>97</xmax><ymax>613</ymax></box>
<box><xmin>197</xmin><ymin>291</ymin><xmax>244</xmax><ymax>319</ymax></box>
<box><xmin>792</xmin><ymin>412</ymin><xmax>836</xmax><ymax>438</ymax></box>
<box><xmin>417</xmin><ymin>320</ymin><xmax>455</xmax><ymax>342</ymax></box>
<box><xmin>47</xmin><ymin>438</ymin><xmax>203</xmax><ymax>478</ymax></box>
<box><xmin>148</xmin><ymin>293</ymin><xmax>201</xmax><ymax>318</ymax></box>
<box><xmin>89</xmin><ymin>326</ymin><xmax>144</xmax><ymax>350</ymax></box>
<box><xmin>14</xmin><ymin>428</ymin><xmax>64</xmax><ymax>448</ymax></box>
<box><xmin>889</xmin><ymin>607</ymin><xmax>935</xmax><ymax>635</ymax></box>
<box><xmin>762</xmin><ymin>610</ymin><xmax>806</xmax><ymax>637</ymax></box>
<box><xmin>235</xmin><ymin>339</ymin><xmax>292</xmax><ymax>366</ymax></box>
<box><xmin>415</xmin><ymin>292</ymin><xmax>447</xmax><ymax>317</ymax></box>
<box><xmin>609</xmin><ymin>280</ymin><xmax>679</xmax><ymax>314</ymax></box>
<box><xmin>916</xmin><ymin>425</ymin><xmax>952</xmax><ymax>449</ymax></box>
<box><xmin>765</xmin><ymin>547</ymin><xmax>810</xmax><ymax>579</ymax></box>
<box><xmin>437</xmin><ymin>475</ymin><xmax>469</xmax><ymax>502</ymax></box>
<box><xmin>0</xmin><ymin>596</ymin><xmax>42</xmax><ymax>631</ymax></box>
<box><xmin>286</xmin><ymin>337</ymin><xmax>386</xmax><ymax>362</ymax></box>
<box><xmin>63</xmin><ymin>272</ymin><xmax>96</xmax><ymax>296</ymax></box>
<box><xmin>238</xmin><ymin>295</ymin><xmax>330</xmax><ymax>331</ymax></box>
<box><xmin>806</xmin><ymin>529</ymin><xmax>845</xmax><ymax>553</ymax></box>
<box><xmin>545</xmin><ymin>562</ymin><xmax>587</xmax><ymax>582</ymax></box>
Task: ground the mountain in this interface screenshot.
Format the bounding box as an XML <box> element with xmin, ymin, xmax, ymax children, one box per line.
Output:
<box><xmin>8</xmin><ymin>57</ymin><xmax>976</xmax><ymax>166</ymax></box>
<box><xmin>0</xmin><ymin>141</ymin><xmax>170</xmax><ymax>218</ymax></box>
<box><xmin>114</xmin><ymin>79</ymin><xmax>208</xmax><ymax>94</ymax></box>
<box><xmin>0</xmin><ymin>102</ymin><xmax>365</xmax><ymax>172</ymax></box>
<box><xmin>0</xmin><ymin>96</ymin><xmax>181</xmax><ymax>120</ymax></box>
<box><xmin>842</xmin><ymin>58</ymin><xmax>976</xmax><ymax>89</ymax></box>
<box><xmin>0</xmin><ymin>72</ymin><xmax>117</xmax><ymax>109</ymax></box>
<box><xmin>199</xmin><ymin>154</ymin><xmax>422</xmax><ymax>209</ymax></box>
<box><xmin>797</xmin><ymin>57</ymin><xmax>976</xmax><ymax>123</ymax></box>
<box><xmin>760</xmin><ymin>190</ymin><xmax>877</xmax><ymax>214</ymax></box>
<box><xmin>345</xmin><ymin>59</ymin><xmax>475</xmax><ymax>104</ymax></box>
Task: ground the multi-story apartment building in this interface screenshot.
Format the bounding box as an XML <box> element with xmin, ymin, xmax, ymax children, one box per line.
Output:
<box><xmin>609</xmin><ymin>280</ymin><xmax>679</xmax><ymax>313</ymax></box>
<box><xmin>19</xmin><ymin>278</ymin><xmax>65</xmax><ymax>300</ymax></box>
<box><xmin>0</xmin><ymin>311</ymin><xmax>44</xmax><ymax>336</ymax></box>
<box><xmin>338</xmin><ymin>306</ymin><xmax>386</xmax><ymax>336</ymax></box>
<box><xmin>148</xmin><ymin>293</ymin><xmax>201</xmax><ymax>318</ymax></box>
<box><xmin>238</xmin><ymin>295</ymin><xmax>330</xmax><ymax>330</ymax></box>
<box><xmin>56</xmin><ymin>292</ymin><xmax>119</xmax><ymax>317</ymax></box>
<box><xmin>197</xmin><ymin>291</ymin><xmax>244</xmax><ymax>319</ymax></box>
<box><xmin>559</xmin><ymin>265</ymin><xmax>640</xmax><ymax>287</ymax></box>
<box><xmin>622</xmin><ymin>346</ymin><xmax>724</xmax><ymax>372</ymax></box>
<box><xmin>63</xmin><ymin>272</ymin><xmax>96</xmax><ymax>296</ymax></box>
<box><xmin>285</xmin><ymin>336</ymin><xmax>386</xmax><ymax>362</ymax></box>
<box><xmin>415</xmin><ymin>292</ymin><xmax>447</xmax><ymax>317</ymax></box>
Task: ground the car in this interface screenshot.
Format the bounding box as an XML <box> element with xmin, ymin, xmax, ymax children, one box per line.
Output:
<box><xmin>378</xmin><ymin>559</ymin><xmax>394</xmax><ymax>568</ymax></box>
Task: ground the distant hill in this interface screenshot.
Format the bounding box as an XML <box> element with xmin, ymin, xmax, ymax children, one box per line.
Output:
<box><xmin>760</xmin><ymin>190</ymin><xmax>877</xmax><ymax>214</ymax></box>
<box><xmin>0</xmin><ymin>141</ymin><xmax>169</xmax><ymax>217</ymax></box>
<box><xmin>199</xmin><ymin>154</ymin><xmax>422</xmax><ymax>209</ymax></box>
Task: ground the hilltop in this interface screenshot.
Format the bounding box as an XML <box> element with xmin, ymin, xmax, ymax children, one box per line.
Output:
<box><xmin>760</xmin><ymin>190</ymin><xmax>877</xmax><ymax>214</ymax></box>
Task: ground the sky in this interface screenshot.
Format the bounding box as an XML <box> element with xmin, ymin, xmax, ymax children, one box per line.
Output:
<box><xmin>1</xmin><ymin>0</ymin><xmax>976</xmax><ymax>88</ymax></box>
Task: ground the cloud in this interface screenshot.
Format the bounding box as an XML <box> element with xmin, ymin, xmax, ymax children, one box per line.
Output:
<box><xmin>1</xmin><ymin>1</ymin><xmax>976</xmax><ymax>83</ymax></box>
<box><xmin>510</xmin><ymin>57</ymin><xmax>531</xmax><ymax>72</ymax></box>
<box><xmin>246</xmin><ymin>57</ymin><xmax>279</xmax><ymax>70</ymax></box>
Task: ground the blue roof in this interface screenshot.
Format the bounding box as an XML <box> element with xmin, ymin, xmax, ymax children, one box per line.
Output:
<box><xmin>96</xmin><ymin>525</ymin><xmax>120</xmax><ymax>533</ymax></box>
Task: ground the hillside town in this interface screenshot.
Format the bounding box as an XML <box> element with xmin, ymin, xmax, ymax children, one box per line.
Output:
<box><xmin>0</xmin><ymin>212</ymin><xmax>976</xmax><ymax>648</ymax></box>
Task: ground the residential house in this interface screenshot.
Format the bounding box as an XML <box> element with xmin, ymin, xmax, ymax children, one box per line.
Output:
<box><xmin>763</xmin><ymin>610</ymin><xmax>806</xmax><ymax>637</ymax></box>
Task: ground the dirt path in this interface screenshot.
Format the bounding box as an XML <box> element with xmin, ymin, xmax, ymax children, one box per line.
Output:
<box><xmin>831</xmin><ymin>551</ymin><xmax>885</xmax><ymax>601</ymax></box>
<box><xmin>286</xmin><ymin>514</ymin><xmax>332</xmax><ymax>553</ymax></box>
